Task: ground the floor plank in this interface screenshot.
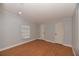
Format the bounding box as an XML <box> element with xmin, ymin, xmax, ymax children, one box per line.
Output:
<box><xmin>0</xmin><ymin>39</ymin><xmax>74</xmax><ymax>56</ymax></box>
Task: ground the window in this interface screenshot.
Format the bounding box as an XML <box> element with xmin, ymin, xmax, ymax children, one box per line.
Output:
<box><xmin>21</xmin><ymin>25</ymin><xmax>30</xmax><ymax>39</ymax></box>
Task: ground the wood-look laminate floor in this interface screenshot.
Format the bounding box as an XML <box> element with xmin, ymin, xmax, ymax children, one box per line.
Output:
<box><xmin>0</xmin><ymin>39</ymin><xmax>74</xmax><ymax>56</ymax></box>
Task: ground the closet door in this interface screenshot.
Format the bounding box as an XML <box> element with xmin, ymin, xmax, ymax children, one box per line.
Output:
<box><xmin>54</xmin><ymin>22</ymin><xmax>64</xmax><ymax>44</ymax></box>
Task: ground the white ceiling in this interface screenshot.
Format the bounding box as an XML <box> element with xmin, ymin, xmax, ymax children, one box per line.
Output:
<box><xmin>3</xmin><ymin>3</ymin><xmax>76</xmax><ymax>23</ymax></box>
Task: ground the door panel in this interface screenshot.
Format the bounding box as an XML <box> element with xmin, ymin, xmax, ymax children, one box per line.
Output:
<box><xmin>54</xmin><ymin>22</ymin><xmax>64</xmax><ymax>44</ymax></box>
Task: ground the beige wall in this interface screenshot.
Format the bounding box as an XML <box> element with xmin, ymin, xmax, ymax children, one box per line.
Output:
<box><xmin>63</xmin><ymin>18</ymin><xmax>72</xmax><ymax>45</ymax></box>
<box><xmin>0</xmin><ymin>5</ymin><xmax>39</xmax><ymax>49</ymax></box>
<box><xmin>40</xmin><ymin>18</ymin><xmax>72</xmax><ymax>45</ymax></box>
<box><xmin>72</xmin><ymin>5</ymin><xmax>79</xmax><ymax>55</ymax></box>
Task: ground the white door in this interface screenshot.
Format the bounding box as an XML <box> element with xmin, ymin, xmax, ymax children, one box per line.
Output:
<box><xmin>54</xmin><ymin>22</ymin><xmax>64</xmax><ymax>44</ymax></box>
<box><xmin>40</xmin><ymin>24</ymin><xmax>45</xmax><ymax>39</ymax></box>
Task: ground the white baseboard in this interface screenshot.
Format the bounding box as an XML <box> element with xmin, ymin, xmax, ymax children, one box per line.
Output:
<box><xmin>0</xmin><ymin>39</ymin><xmax>76</xmax><ymax>56</ymax></box>
<box><xmin>0</xmin><ymin>39</ymin><xmax>36</xmax><ymax>51</ymax></box>
<box><xmin>42</xmin><ymin>39</ymin><xmax>76</xmax><ymax>56</ymax></box>
<box><xmin>43</xmin><ymin>39</ymin><xmax>72</xmax><ymax>47</ymax></box>
<box><xmin>72</xmin><ymin>47</ymin><xmax>76</xmax><ymax>56</ymax></box>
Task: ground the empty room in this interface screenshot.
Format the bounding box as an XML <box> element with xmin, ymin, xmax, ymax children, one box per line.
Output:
<box><xmin>0</xmin><ymin>3</ymin><xmax>78</xmax><ymax>56</ymax></box>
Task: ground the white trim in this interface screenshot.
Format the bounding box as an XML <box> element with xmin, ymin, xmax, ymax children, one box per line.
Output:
<box><xmin>0</xmin><ymin>39</ymin><xmax>36</xmax><ymax>51</ymax></box>
<box><xmin>0</xmin><ymin>39</ymin><xmax>76</xmax><ymax>56</ymax></box>
<box><xmin>72</xmin><ymin>47</ymin><xmax>76</xmax><ymax>56</ymax></box>
<box><xmin>42</xmin><ymin>39</ymin><xmax>76</xmax><ymax>55</ymax></box>
<box><xmin>43</xmin><ymin>39</ymin><xmax>72</xmax><ymax>47</ymax></box>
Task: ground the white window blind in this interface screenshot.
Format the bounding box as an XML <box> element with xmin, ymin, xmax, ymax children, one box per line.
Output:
<box><xmin>21</xmin><ymin>25</ymin><xmax>30</xmax><ymax>39</ymax></box>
